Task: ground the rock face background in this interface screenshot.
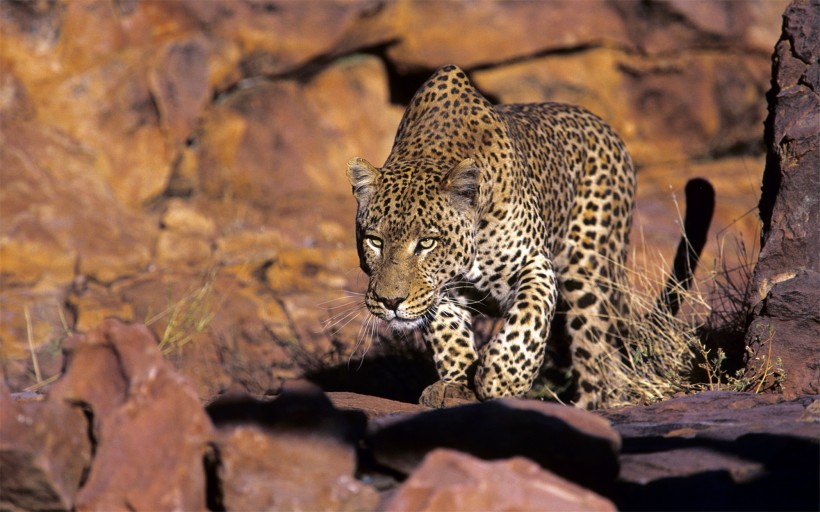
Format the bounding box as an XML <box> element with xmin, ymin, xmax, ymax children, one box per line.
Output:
<box><xmin>2</xmin><ymin>2</ymin><xmax>820</xmax><ymax>509</ymax></box>
<box><xmin>743</xmin><ymin>0</ymin><xmax>820</xmax><ymax>398</ymax></box>
<box><xmin>0</xmin><ymin>0</ymin><xmax>792</xmax><ymax>399</ymax></box>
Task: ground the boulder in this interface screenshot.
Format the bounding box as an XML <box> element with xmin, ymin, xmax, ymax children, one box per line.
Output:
<box><xmin>473</xmin><ymin>49</ymin><xmax>770</xmax><ymax>167</ymax></box>
<box><xmin>0</xmin><ymin>288</ymin><xmax>69</xmax><ymax>391</ymax></box>
<box><xmin>0</xmin><ymin>120</ymin><xmax>154</xmax><ymax>285</ymax></box>
<box><xmin>385</xmin><ymin>1</ymin><xmax>630</xmax><ymax>70</ymax></box>
<box><xmin>384</xmin><ymin>448</ymin><xmax>615</xmax><ymax>512</ymax></box>
<box><xmin>0</xmin><ymin>380</ymin><xmax>91</xmax><ymax>510</ymax></box>
<box><xmin>207</xmin><ymin>382</ymin><xmax>377</xmax><ymax>511</ymax></box>
<box><xmin>744</xmin><ymin>0</ymin><xmax>820</xmax><ymax>397</ymax></box>
<box><xmin>195</xmin><ymin>55</ymin><xmax>400</xmax><ymax>209</ymax></box>
<box><xmin>48</xmin><ymin>319</ymin><xmax>215</xmax><ymax>511</ymax></box>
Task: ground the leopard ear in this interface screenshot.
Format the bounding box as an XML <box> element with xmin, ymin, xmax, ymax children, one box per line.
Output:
<box><xmin>441</xmin><ymin>158</ymin><xmax>479</xmax><ymax>208</ymax></box>
<box><xmin>346</xmin><ymin>157</ymin><xmax>380</xmax><ymax>202</ymax></box>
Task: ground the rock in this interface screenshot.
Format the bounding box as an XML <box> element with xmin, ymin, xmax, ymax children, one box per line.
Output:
<box><xmin>0</xmin><ymin>121</ymin><xmax>154</xmax><ymax>285</ymax></box>
<box><xmin>114</xmin><ymin>272</ymin><xmax>292</xmax><ymax>399</ymax></box>
<box><xmin>196</xmin><ymin>55</ymin><xmax>400</xmax><ymax>209</ymax></box>
<box><xmin>386</xmin><ymin>1</ymin><xmax>630</xmax><ymax>70</ymax></box>
<box><xmin>327</xmin><ymin>391</ymin><xmax>428</xmax><ymax>419</ymax></box>
<box><xmin>0</xmin><ymin>288</ymin><xmax>70</xmax><ymax>391</ymax></box>
<box><xmin>745</xmin><ymin>0</ymin><xmax>820</xmax><ymax>397</ymax></box>
<box><xmin>207</xmin><ymin>382</ymin><xmax>377</xmax><ymax>511</ymax></box>
<box><xmin>64</xmin><ymin>265</ymin><xmax>365</xmax><ymax>402</ymax></box>
<box><xmin>0</xmin><ymin>380</ymin><xmax>92</xmax><ymax>510</ymax></box>
<box><xmin>385</xmin><ymin>448</ymin><xmax>615</xmax><ymax>512</ymax></box>
<box><xmin>598</xmin><ymin>391</ymin><xmax>820</xmax><ymax>511</ymax></box>
<box><xmin>368</xmin><ymin>398</ymin><xmax>620</xmax><ymax>493</ymax></box>
<box><xmin>610</xmin><ymin>0</ymin><xmax>788</xmax><ymax>55</ymax></box>
<box><xmin>147</xmin><ymin>37</ymin><xmax>211</xmax><ymax>148</ymax></box>
<box><xmin>155</xmin><ymin>231</ymin><xmax>214</xmax><ymax>269</ymax></box>
<box><xmin>48</xmin><ymin>319</ymin><xmax>215</xmax><ymax>511</ymax></box>
<box><xmin>177</xmin><ymin>1</ymin><xmax>390</xmax><ymax>81</ymax></box>
<box><xmin>160</xmin><ymin>199</ymin><xmax>217</xmax><ymax>238</ymax></box>
<box><xmin>473</xmin><ymin>49</ymin><xmax>770</xmax><ymax>166</ymax></box>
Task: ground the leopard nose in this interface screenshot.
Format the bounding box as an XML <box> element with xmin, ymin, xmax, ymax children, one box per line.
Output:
<box><xmin>378</xmin><ymin>296</ymin><xmax>406</xmax><ymax>311</ymax></box>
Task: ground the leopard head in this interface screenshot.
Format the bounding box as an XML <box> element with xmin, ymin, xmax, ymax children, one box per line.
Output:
<box><xmin>346</xmin><ymin>157</ymin><xmax>479</xmax><ymax>329</ymax></box>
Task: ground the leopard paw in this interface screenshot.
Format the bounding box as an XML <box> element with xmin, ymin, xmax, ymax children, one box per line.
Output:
<box><xmin>418</xmin><ymin>380</ymin><xmax>477</xmax><ymax>408</ymax></box>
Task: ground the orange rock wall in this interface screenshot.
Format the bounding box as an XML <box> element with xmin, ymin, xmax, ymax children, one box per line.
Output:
<box><xmin>0</xmin><ymin>0</ymin><xmax>787</xmax><ymax>396</ymax></box>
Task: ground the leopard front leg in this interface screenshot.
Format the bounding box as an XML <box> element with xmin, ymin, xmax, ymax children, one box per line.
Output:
<box><xmin>419</xmin><ymin>300</ymin><xmax>479</xmax><ymax>407</ymax></box>
<box><xmin>475</xmin><ymin>255</ymin><xmax>558</xmax><ymax>399</ymax></box>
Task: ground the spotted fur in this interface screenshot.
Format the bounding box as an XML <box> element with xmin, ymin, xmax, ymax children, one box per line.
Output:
<box><xmin>347</xmin><ymin>65</ymin><xmax>638</xmax><ymax>408</ymax></box>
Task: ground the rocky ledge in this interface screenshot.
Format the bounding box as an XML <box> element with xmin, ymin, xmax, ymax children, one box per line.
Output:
<box><xmin>2</xmin><ymin>319</ymin><xmax>817</xmax><ymax>511</ymax></box>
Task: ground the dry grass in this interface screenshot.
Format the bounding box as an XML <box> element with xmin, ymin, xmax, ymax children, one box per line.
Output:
<box><xmin>586</xmin><ymin>208</ymin><xmax>785</xmax><ymax>408</ymax></box>
<box><xmin>146</xmin><ymin>268</ymin><xmax>217</xmax><ymax>355</ymax></box>
<box><xmin>596</xmin><ymin>250</ymin><xmax>709</xmax><ymax>407</ymax></box>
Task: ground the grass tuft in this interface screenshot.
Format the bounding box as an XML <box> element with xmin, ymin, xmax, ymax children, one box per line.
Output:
<box><xmin>146</xmin><ymin>268</ymin><xmax>217</xmax><ymax>355</ymax></box>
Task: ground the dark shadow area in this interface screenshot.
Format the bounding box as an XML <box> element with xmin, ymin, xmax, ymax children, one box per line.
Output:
<box><xmin>369</xmin><ymin>45</ymin><xmax>501</xmax><ymax>106</ymax></box>
<box><xmin>366</xmin><ymin>400</ymin><xmax>619</xmax><ymax>495</ymax></box>
<box><xmin>206</xmin><ymin>388</ymin><xmax>367</xmax><ymax>443</ymax></box>
<box><xmin>304</xmin><ymin>353</ymin><xmax>439</xmax><ymax>404</ymax></box>
<box><xmin>757</xmin><ymin>27</ymin><xmax>784</xmax><ymax>242</ymax></box>
<box><xmin>203</xmin><ymin>443</ymin><xmax>225</xmax><ymax>512</ymax></box>
<box><xmin>611</xmin><ymin>433</ymin><xmax>820</xmax><ymax>511</ymax></box>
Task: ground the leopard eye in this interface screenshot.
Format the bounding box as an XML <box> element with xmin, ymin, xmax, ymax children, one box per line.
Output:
<box><xmin>365</xmin><ymin>236</ymin><xmax>383</xmax><ymax>252</ymax></box>
<box><xmin>416</xmin><ymin>237</ymin><xmax>437</xmax><ymax>253</ymax></box>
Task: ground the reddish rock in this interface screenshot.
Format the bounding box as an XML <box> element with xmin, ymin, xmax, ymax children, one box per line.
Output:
<box><xmin>610</xmin><ymin>0</ymin><xmax>787</xmax><ymax>55</ymax></box>
<box><xmin>0</xmin><ymin>288</ymin><xmax>70</xmax><ymax>391</ymax></box>
<box><xmin>208</xmin><ymin>382</ymin><xmax>377</xmax><ymax>511</ymax></box>
<box><xmin>386</xmin><ymin>1</ymin><xmax>629</xmax><ymax>70</ymax></box>
<box><xmin>0</xmin><ymin>380</ymin><xmax>91</xmax><ymax>510</ymax></box>
<box><xmin>176</xmin><ymin>0</ymin><xmax>390</xmax><ymax>81</ymax></box>
<box><xmin>745</xmin><ymin>0</ymin><xmax>820</xmax><ymax>397</ymax></box>
<box><xmin>147</xmin><ymin>37</ymin><xmax>211</xmax><ymax>148</ymax></box>
<box><xmin>474</xmin><ymin>50</ymin><xmax>770</xmax><ymax>167</ymax></box>
<box><xmin>49</xmin><ymin>319</ymin><xmax>215</xmax><ymax>511</ymax></box>
<box><xmin>385</xmin><ymin>449</ymin><xmax>615</xmax><ymax>512</ymax></box>
<box><xmin>114</xmin><ymin>271</ymin><xmax>300</xmax><ymax>399</ymax></box>
<box><xmin>0</xmin><ymin>121</ymin><xmax>154</xmax><ymax>285</ymax></box>
<box><xmin>327</xmin><ymin>391</ymin><xmax>428</xmax><ymax>419</ymax></box>
<box><xmin>196</xmin><ymin>55</ymin><xmax>400</xmax><ymax>209</ymax></box>
<box><xmin>369</xmin><ymin>398</ymin><xmax>620</xmax><ymax>493</ymax></box>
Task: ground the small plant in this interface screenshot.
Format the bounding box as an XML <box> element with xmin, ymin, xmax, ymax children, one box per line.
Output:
<box><xmin>146</xmin><ymin>268</ymin><xmax>217</xmax><ymax>355</ymax></box>
<box><xmin>695</xmin><ymin>342</ymin><xmax>729</xmax><ymax>391</ymax></box>
<box><xmin>692</xmin><ymin>330</ymin><xmax>786</xmax><ymax>394</ymax></box>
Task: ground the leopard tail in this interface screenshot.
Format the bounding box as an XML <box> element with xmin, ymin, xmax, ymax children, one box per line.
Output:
<box><xmin>655</xmin><ymin>177</ymin><xmax>715</xmax><ymax>316</ymax></box>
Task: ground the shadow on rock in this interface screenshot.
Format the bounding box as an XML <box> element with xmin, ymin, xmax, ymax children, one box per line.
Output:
<box><xmin>365</xmin><ymin>398</ymin><xmax>620</xmax><ymax>494</ymax></box>
<box><xmin>613</xmin><ymin>433</ymin><xmax>819</xmax><ymax>511</ymax></box>
<box><xmin>304</xmin><ymin>352</ymin><xmax>439</xmax><ymax>405</ymax></box>
<box><xmin>205</xmin><ymin>383</ymin><xmax>378</xmax><ymax>511</ymax></box>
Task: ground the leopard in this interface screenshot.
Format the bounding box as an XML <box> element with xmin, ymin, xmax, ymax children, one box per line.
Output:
<box><xmin>345</xmin><ymin>64</ymin><xmax>712</xmax><ymax>409</ymax></box>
